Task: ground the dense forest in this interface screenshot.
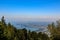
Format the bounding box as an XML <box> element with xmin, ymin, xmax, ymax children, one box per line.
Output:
<box><xmin>0</xmin><ymin>16</ymin><xmax>60</xmax><ymax>40</ymax></box>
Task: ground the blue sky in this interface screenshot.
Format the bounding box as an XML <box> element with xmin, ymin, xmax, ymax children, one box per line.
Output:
<box><xmin>0</xmin><ymin>0</ymin><xmax>60</xmax><ymax>21</ymax></box>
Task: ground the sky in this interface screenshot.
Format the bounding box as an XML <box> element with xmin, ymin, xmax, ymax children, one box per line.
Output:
<box><xmin>0</xmin><ymin>0</ymin><xmax>60</xmax><ymax>22</ymax></box>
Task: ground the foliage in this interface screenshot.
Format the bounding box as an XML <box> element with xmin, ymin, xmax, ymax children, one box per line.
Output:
<box><xmin>0</xmin><ymin>16</ymin><xmax>49</xmax><ymax>40</ymax></box>
<box><xmin>48</xmin><ymin>21</ymin><xmax>60</xmax><ymax>40</ymax></box>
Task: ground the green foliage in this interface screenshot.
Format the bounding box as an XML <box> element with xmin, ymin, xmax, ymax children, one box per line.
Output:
<box><xmin>48</xmin><ymin>21</ymin><xmax>60</xmax><ymax>40</ymax></box>
<box><xmin>0</xmin><ymin>16</ymin><xmax>49</xmax><ymax>40</ymax></box>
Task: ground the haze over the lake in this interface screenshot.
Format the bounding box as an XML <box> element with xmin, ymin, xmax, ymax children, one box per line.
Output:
<box><xmin>0</xmin><ymin>0</ymin><xmax>60</xmax><ymax>22</ymax></box>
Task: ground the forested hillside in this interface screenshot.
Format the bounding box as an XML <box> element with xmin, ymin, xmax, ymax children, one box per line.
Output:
<box><xmin>0</xmin><ymin>16</ymin><xmax>60</xmax><ymax>40</ymax></box>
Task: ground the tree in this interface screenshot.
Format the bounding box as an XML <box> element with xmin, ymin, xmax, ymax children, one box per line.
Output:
<box><xmin>48</xmin><ymin>21</ymin><xmax>60</xmax><ymax>40</ymax></box>
<box><xmin>22</xmin><ymin>28</ymin><xmax>27</xmax><ymax>40</ymax></box>
<box><xmin>0</xmin><ymin>16</ymin><xmax>50</xmax><ymax>40</ymax></box>
<box><xmin>0</xmin><ymin>16</ymin><xmax>7</xmax><ymax>40</ymax></box>
<box><xmin>1</xmin><ymin>16</ymin><xmax>6</xmax><ymax>27</ymax></box>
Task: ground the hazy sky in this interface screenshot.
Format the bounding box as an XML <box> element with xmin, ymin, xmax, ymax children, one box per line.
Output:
<box><xmin>0</xmin><ymin>0</ymin><xmax>60</xmax><ymax>21</ymax></box>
